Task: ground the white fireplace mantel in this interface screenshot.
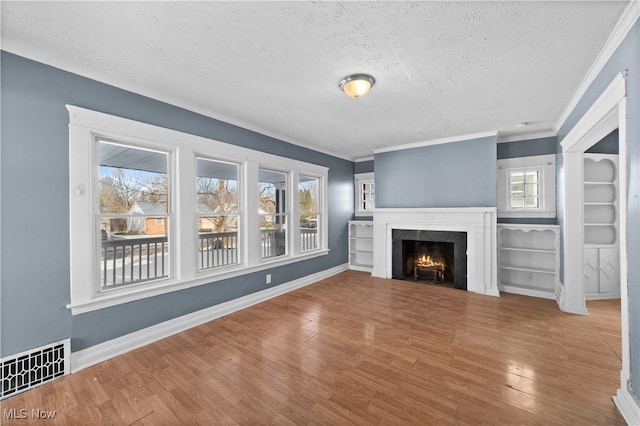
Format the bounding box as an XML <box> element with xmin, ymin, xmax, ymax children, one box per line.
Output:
<box><xmin>372</xmin><ymin>207</ymin><xmax>499</xmax><ymax>297</ymax></box>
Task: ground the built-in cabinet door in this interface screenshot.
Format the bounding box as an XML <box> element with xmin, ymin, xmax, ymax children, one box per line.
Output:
<box><xmin>598</xmin><ymin>247</ymin><xmax>619</xmax><ymax>293</ymax></box>
<box><xmin>583</xmin><ymin>247</ymin><xmax>619</xmax><ymax>294</ymax></box>
<box><xmin>583</xmin><ymin>248</ymin><xmax>600</xmax><ymax>294</ymax></box>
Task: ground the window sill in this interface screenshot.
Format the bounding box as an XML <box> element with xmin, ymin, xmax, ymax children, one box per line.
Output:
<box><xmin>67</xmin><ymin>249</ymin><xmax>329</xmax><ymax>315</ymax></box>
<box><xmin>498</xmin><ymin>210</ymin><xmax>556</xmax><ymax>218</ymax></box>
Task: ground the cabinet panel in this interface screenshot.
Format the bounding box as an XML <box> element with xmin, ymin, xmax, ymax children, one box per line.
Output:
<box><xmin>583</xmin><ymin>246</ymin><xmax>619</xmax><ymax>296</ymax></box>
<box><xmin>583</xmin><ymin>248</ymin><xmax>599</xmax><ymax>294</ymax></box>
<box><xmin>598</xmin><ymin>247</ymin><xmax>619</xmax><ymax>293</ymax></box>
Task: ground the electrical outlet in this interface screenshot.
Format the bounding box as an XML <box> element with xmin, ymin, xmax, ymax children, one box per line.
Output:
<box><xmin>266</xmin><ymin>274</ymin><xmax>272</xmax><ymax>284</ymax></box>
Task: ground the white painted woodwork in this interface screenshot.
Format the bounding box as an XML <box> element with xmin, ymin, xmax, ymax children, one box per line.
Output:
<box><xmin>348</xmin><ymin>221</ymin><xmax>374</xmax><ymax>273</ymax></box>
<box><xmin>67</xmin><ymin>106</ymin><xmax>329</xmax><ymax>315</ymax></box>
<box><xmin>497</xmin><ymin>224</ymin><xmax>560</xmax><ymax>300</ymax></box>
<box><xmin>558</xmin><ymin>72</ymin><xmax>633</xmax><ymax>422</ymax></box>
<box><xmin>372</xmin><ymin>208</ymin><xmax>498</xmax><ymax>297</ymax></box>
<box><xmin>496</xmin><ymin>155</ymin><xmax>556</xmax><ymax>218</ymax></box>
<box><xmin>583</xmin><ymin>153</ymin><xmax>620</xmax><ymax>300</ymax></box>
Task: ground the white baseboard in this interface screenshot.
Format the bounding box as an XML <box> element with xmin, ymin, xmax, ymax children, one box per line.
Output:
<box><xmin>71</xmin><ymin>263</ymin><xmax>348</xmax><ymax>372</ymax></box>
<box><xmin>500</xmin><ymin>285</ymin><xmax>556</xmax><ymax>300</ymax></box>
<box><xmin>614</xmin><ymin>386</ymin><xmax>640</xmax><ymax>426</ymax></box>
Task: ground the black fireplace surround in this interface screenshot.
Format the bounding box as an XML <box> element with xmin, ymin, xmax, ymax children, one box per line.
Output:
<box><xmin>392</xmin><ymin>229</ymin><xmax>468</xmax><ymax>290</ymax></box>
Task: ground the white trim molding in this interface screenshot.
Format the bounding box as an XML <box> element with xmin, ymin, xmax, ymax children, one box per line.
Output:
<box><xmin>496</xmin><ymin>129</ymin><xmax>557</xmax><ymax>144</ymax></box>
<box><xmin>354</xmin><ymin>156</ymin><xmax>374</xmax><ymax>162</ymax></box>
<box><xmin>558</xmin><ymin>72</ymin><xmax>634</xmax><ymax>422</ymax></box>
<box><xmin>614</xmin><ymin>384</ymin><xmax>640</xmax><ymax>426</ymax></box>
<box><xmin>372</xmin><ymin>207</ymin><xmax>499</xmax><ymax>297</ymax></box>
<box><xmin>67</xmin><ymin>105</ymin><xmax>329</xmax><ymax>315</ymax></box>
<box><xmin>554</xmin><ymin>2</ymin><xmax>639</xmax><ymax>136</ymax></box>
<box><xmin>71</xmin><ymin>263</ymin><xmax>348</xmax><ymax>372</ymax></box>
<box><xmin>497</xmin><ymin>154</ymin><xmax>556</xmax><ymax>219</ymax></box>
<box><xmin>373</xmin><ymin>131</ymin><xmax>497</xmax><ymax>155</ymax></box>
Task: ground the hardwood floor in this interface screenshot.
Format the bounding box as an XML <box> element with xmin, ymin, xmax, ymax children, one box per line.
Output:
<box><xmin>1</xmin><ymin>271</ymin><xmax>624</xmax><ymax>425</ymax></box>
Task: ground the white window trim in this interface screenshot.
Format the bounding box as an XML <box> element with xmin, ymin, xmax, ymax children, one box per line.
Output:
<box><xmin>496</xmin><ymin>154</ymin><xmax>556</xmax><ymax>218</ymax></box>
<box><xmin>68</xmin><ymin>105</ymin><xmax>328</xmax><ymax>315</ymax></box>
<box><xmin>354</xmin><ymin>172</ymin><xmax>375</xmax><ymax>217</ymax></box>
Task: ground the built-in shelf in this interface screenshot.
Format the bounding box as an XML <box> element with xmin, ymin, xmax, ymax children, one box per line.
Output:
<box><xmin>498</xmin><ymin>224</ymin><xmax>560</xmax><ymax>299</ymax></box>
<box><xmin>583</xmin><ymin>154</ymin><xmax>620</xmax><ymax>299</ymax></box>
<box><xmin>349</xmin><ymin>220</ymin><xmax>373</xmax><ymax>272</ymax></box>
<box><xmin>500</xmin><ymin>246</ymin><xmax>554</xmax><ymax>254</ymax></box>
<box><xmin>500</xmin><ymin>264</ymin><xmax>555</xmax><ymax>274</ymax></box>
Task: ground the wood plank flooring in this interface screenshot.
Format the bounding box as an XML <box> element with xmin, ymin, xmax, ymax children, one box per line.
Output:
<box><xmin>1</xmin><ymin>271</ymin><xmax>625</xmax><ymax>425</ymax></box>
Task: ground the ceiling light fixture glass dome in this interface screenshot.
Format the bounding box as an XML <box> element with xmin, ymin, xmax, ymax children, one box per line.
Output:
<box><xmin>339</xmin><ymin>74</ymin><xmax>375</xmax><ymax>98</ymax></box>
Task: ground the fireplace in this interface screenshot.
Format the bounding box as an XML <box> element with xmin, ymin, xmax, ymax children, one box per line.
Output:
<box><xmin>372</xmin><ymin>208</ymin><xmax>498</xmax><ymax>297</ymax></box>
<box><xmin>392</xmin><ymin>229</ymin><xmax>467</xmax><ymax>290</ymax></box>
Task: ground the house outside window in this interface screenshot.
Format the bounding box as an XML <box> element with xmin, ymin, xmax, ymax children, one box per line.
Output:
<box><xmin>99</xmin><ymin>140</ymin><xmax>170</xmax><ymax>289</ymax></box>
<box><xmin>355</xmin><ymin>172</ymin><xmax>375</xmax><ymax>216</ymax></box>
<box><xmin>68</xmin><ymin>105</ymin><xmax>329</xmax><ymax>314</ymax></box>
<box><xmin>196</xmin><ymin>158</ymin><xmax>240</xmax><ymax>270</ymax></box>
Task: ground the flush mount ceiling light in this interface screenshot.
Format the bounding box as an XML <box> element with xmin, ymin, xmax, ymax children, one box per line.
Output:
<box><xmin>338</xmin><ymin>73</ymin><xmax>375</xmax><ymax>98</ymax></box>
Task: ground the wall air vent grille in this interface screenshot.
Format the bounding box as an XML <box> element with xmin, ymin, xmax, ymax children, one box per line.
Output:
<box><xmin>1</xmin><ymin>339</ymin><xmax>70</xmax><ymax>400</ymax></box>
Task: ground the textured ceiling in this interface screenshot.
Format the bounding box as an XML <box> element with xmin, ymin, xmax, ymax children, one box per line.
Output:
<box><xmin>1</xmin><ymin>1</ymin><xmax>630</xmax><ymax>160</ymax></box>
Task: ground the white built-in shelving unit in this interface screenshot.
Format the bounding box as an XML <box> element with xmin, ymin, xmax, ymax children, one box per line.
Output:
<box><xmin>348</xmin><ymin>220</ymin><xmax>373</xmax><ymax>272</ymax></box>
<box><xmin>583</xmin><ymin>154</ymin><xmax>620</xmax><ymax>299</ymax></box>
<box><xmin>497</xmin><ymin>224</ymin><xmax>560</xmax><ymax>299</ymax></box>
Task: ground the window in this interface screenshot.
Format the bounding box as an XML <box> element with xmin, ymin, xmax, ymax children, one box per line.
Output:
<box><xmin>99</xmin><ymin>140</ymin><xmax>171</xmax><ymax>289</ymax></box>
<box><xmin>259</xmin><ymin>169</ymin><xmax>288</xmax><ymax>259</ymax></box>
<box><xmin>196</xmin><ymin>158</ymin><xmax>240</xmax><ymax>270</ymax></box>
<box><xmin>355</xmin><ymin>172</ymin><xmax>375</xmax><ymax>216</ymax></box>
<box><xmin>299</xmin><ymin>175</ymin><xmax>320</xmax><ymax>252</ymax></box>
<box><xmin>497</xmin><ymin>155</ymin><xmax>555</xmax><ymax>218</ymax></box>
<box><xmin>68</xmin><ymin>105</ymin><xmax>328</xmax><ymax>314</ymax></box>
<box><xmin>509</xmin><ymin>169</ymin><xmax>539</xmax><ymax>209</ymax></box>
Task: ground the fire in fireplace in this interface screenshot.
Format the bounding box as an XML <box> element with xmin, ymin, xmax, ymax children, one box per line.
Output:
<box><xmin>392</xmin><ymin>229</ymin><xmax>467</xmax><ymax>290</ymax></box>
<box><xmin>413</xmin><ymin>246</ymin><xmax>447</xmax><ymax>283</ymax></box>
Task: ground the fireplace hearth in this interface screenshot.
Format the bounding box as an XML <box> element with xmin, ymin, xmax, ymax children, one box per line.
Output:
<box><xmin>392</xmin><ymin>229</ymin><xmax>467</xmax><ymax>290</ymax></box>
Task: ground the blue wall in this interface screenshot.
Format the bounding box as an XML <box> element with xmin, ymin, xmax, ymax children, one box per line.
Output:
<box><xmin>556</xmin><ymin>21</ymin><xmax>640</xmax><ymax>397</ymax></box>
<box><xmin>354</xmin><ymin>159</ymin><xmax>374</xmax><ymax>174</ymax></box>
<box><xmin>497</xmin><ymin>136</ymin><xmax>557</xmax><ymax>159</ymax></box>
<box><xmin>586</xmin><ymin>129</ymin><xmax>619</xmax><ymax>154</ymax></box>
<box><xmin>374</xmin><ymin>136</ymin><xmax>497</xmax><ymax>208</ymax></box>
<box><xmin>0</xmin><ymin>52</ymin><xmax>354</xmax><ymax>355</ymax></box>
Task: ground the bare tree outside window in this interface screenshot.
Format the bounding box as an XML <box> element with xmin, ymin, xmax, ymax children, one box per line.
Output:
<box><xmin>196</xmin><ymin>158</ymin><xmax>240</xmax><ymax>270</ymax></box>
<box><xmin>98</xmin><ymin>140</ymin><xmax>170</xmax><ymax>288</ymax></box>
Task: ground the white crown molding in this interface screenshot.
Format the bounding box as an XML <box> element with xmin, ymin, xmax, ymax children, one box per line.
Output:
<box><xmin>560</xmin><ymin>72</ymin><xmax>625</xmax><ymax>153</ymax></box>
<box><xmin>373</xmin><ymin>131</ymin><xmax>497</xmax><ymax>155</ymax></box>
<box><xmin>1</xmin><ymin>39</ymin><xmax>354</xmax><ymax>162</ymax></box>
<box><xmin>554</xmin><ymin>1</ymin><xmax>639</xmax><ymax>135</ymax></box>
<box><xmin>355</xmin><ymin>156</ymin><xmax>374</xmax><ymax>162</ymax></box>
<box><xmin>71</xmin><ymin>263</ymin><xmax>349</xmax><ymax>372</ymax></box>
<box><xmin>496</xmin><ymin>129</ymin><xmax>557</xmax><ymax>143</ymax></box>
